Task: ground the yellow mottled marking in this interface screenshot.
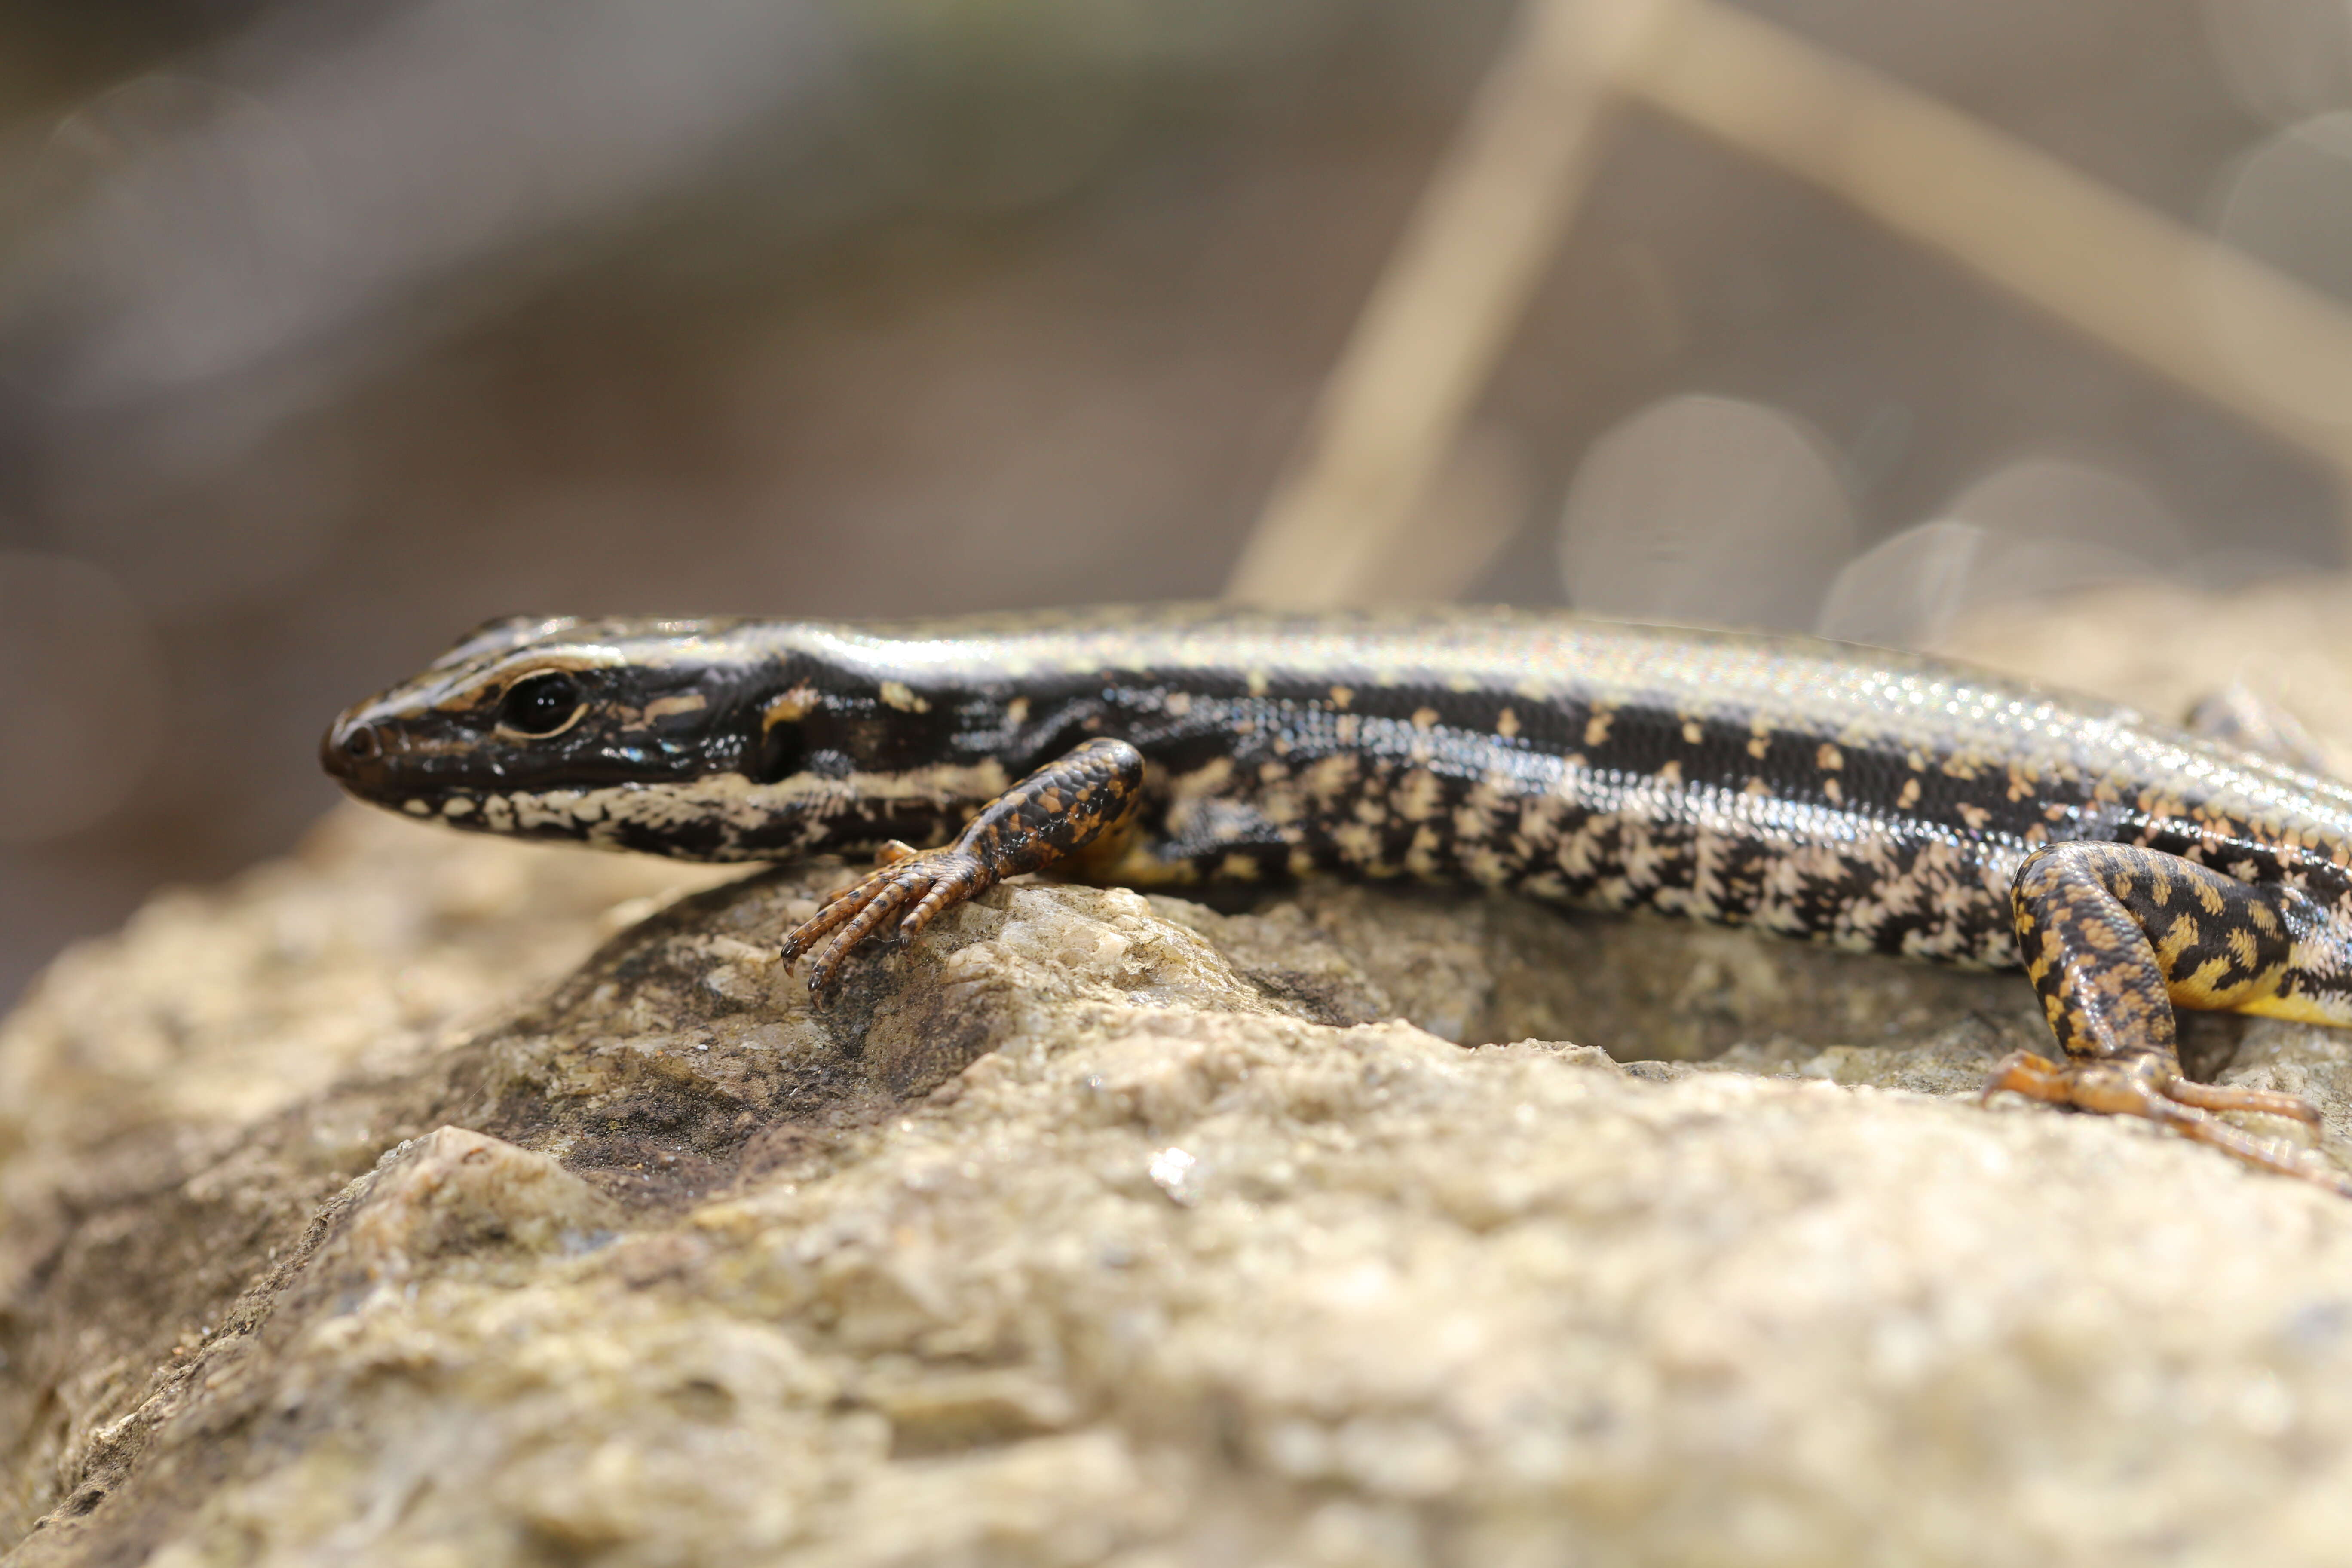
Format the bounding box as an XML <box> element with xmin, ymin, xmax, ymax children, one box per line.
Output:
<box><xmin>1747</xmin><ymin>735</ymin><xmax>1769</xmax><ymax>760</ymax></box>
<box><xmin>1246</xmin><ymin>670</ymin><xmax>1270</xmax><ymax>697</ymax></box>
<box><xmin>2228</xmin><ymin>985</ymin><xmax>2337</xmax><ymax>1023</ymax></box>
<box><xmin>1396</xmin><ymin>770</ymin><xmax>1445</xmax><ymax>821</ymax></box>
<box><xmin>1817</xmin><ymin>743</ymin><xmax>1843</xmax><ymax>771</ymax></box>
<box><xmin>1823</xmin><ymin>776</ymin><xmax>1842</xmax><ymax>805</ymax></box>
<box><xmin>1682</xmin><ymin>720</ymin><xmax>1703</xmax><ymax>745</ymax></box>
<box><xmin>878</xmin><ymin>680</ymin><xmax>930</xmax><ymax>714</ymax></box>
<box><xmin>1496</xmin><ymin>707</ymin><xmax>1519</xmax><ymax>738</ymax></box>
<box><xmin>765</xmin><ymin>686</ymin><xmax>819</xmax><ymax>726</ymax></box>
<box><xmin>1897</xmin><ymin>777</ymin><xmax>1920</xmax><ymax>810</ymax></box>
<box><xmin>2170</xmin><ymin>956</ymin><xmax>2246</xmax><ymax>1008</ymax></box>
<box><xmin>1464</xmin><ymin>845</ymin><xmax>1512</xmax><ymax>884</ymax></box>
<box><xmin>1585</xmin><ymin>710</ymin><xmax>1613</xmax><ymax>748</ymax></box>
<box><xmin>1301</xmin><ymin>756</ymin><xmax>1358</xmax><ymax>800</ymax></box>
<box><xmin>1412</xmin><ymin>707</ymin><xmax>1439</xmax><ymax>730</ymax></box>
<box><xmin>2155</xmin><ymin>913</ymin><xmax>2201</xmax><ymax>971</ymax></box>
<box><xmin>1329</xmin><ymin>686</ymin><xmax>1354</xmax><ymax>710</ymax></box>
<box><xmin>1957</xmin><ymin>802</ymin><xmax>1989</xmax><ymax>830</ymax></box>
<box><xmin>1656</xmin><ymin>760</ymin><xmax>1684</xmax><ymax>785</ymax></box>
<box><xmin>1406</xmin><ymin>824</ymin><xmax>1445</xmax><ymax>876</ymax></box>
<box><xmin>1166</xmin><ymin>756</ymin><xmax>1237</xmax><ymax>823</ymax></box>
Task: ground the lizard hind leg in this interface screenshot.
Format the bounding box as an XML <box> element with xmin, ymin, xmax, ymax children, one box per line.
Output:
<box><xmin>1990</xmin><ymin>840</ymin><xmax>2348</xmax><ymax>1194</ymax></box>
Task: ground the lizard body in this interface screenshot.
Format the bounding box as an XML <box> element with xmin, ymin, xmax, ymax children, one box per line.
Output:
<box><xmin>323</xmin><ymin>605</ymin><xmax>2352</xmax><ymax>1192</ymax></box>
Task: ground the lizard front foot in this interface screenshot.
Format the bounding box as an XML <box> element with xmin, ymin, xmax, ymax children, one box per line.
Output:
<box><xmin>778</xmin><ymin>736</ymin><xmax>1147</xmax><ymax>997</ymax></box>
<box><xmin>781</xmin><ymin>842</ymin><xmax>996</xmax><ymax>993</ymax></box>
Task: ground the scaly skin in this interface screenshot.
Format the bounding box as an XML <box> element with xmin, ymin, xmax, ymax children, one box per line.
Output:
<box><xmin>322</xmin><ymin>605</ymin><xmax>2352</xmax><ymax>1194</ymax></box>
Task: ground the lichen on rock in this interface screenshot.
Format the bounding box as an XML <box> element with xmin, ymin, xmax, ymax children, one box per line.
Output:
<box><xmin>9</xmin><ymin>588</ymin><xmax>2352</xmax><ymax>1565</ymax></box>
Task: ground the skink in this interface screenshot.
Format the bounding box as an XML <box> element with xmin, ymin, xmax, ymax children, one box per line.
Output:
<box><xmin>323</xmin><ymin>606</ymin><xmax>2352</xmax><ymax>1194</ymax></box>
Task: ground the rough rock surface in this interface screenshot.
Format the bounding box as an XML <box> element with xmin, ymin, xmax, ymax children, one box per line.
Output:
<box><xmin>8</xmin><ymin>584</ymin><xmax>2352</xmax><ymax>1566</ymax></box>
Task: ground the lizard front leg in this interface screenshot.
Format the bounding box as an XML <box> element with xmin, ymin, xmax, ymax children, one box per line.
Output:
<box><xmin>781</xmin><ymin>737</ymin><xmax>1146</xmax><ymax>993</ymax></box>
<box><xmin>1986</xmin><ymin>840</ymin><xmax>2348</xmax><ymax>1194</ymax></box>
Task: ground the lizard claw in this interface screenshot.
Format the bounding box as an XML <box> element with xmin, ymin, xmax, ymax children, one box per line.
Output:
<box><xmin>1983</xmin><ymin>1049</ymin><xmax>2347</xmax><ymax>1195</ymax></box>
<box><xmin>781</xmin><ymin>845</ymin><xmax>995</xmax><ymax>995</ymax></box>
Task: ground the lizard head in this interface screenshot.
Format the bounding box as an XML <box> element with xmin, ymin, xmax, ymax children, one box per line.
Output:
<box><xmin>320</xmin><ymin>614</ymin><xmax>827</xmax><ymax>859</ymax></box>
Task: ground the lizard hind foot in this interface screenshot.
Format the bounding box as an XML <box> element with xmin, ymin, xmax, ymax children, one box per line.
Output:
<box><xmin>1983</xmin><ymin>1049</ymin><xmax>2347</xmax><ymax>1196</ymax></box>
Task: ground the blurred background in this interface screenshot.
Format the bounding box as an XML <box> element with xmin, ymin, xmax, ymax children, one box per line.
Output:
<box><xmin>3</xmin><ymin>0</ymin><xmax>2352</xmax><ymax>1008</ymax></box>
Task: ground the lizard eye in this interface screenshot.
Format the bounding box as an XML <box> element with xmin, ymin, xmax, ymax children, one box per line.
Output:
<box><xmin>497</xmin><ymin>672</ymin><xmax>585</xmax><ymax>738</ymax></box>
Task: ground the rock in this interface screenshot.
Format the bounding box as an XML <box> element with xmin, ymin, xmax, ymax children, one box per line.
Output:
<box><xmin>8</xmin><ymin>585</ymin><xmax>2352</xmax><ymax>1565</ymax></box>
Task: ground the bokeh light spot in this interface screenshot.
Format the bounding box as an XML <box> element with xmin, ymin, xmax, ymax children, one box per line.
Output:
<box><xmin>1556</xmin><ymin>394</ymin><xmax>1853</xmax><ymax>631</ymax></box>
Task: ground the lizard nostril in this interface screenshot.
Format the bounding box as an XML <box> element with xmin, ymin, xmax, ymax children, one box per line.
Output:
<box><xmin>341</xmin><ymin>723</ymin><xmax>381</xmax><ymax>761</ymax></box>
